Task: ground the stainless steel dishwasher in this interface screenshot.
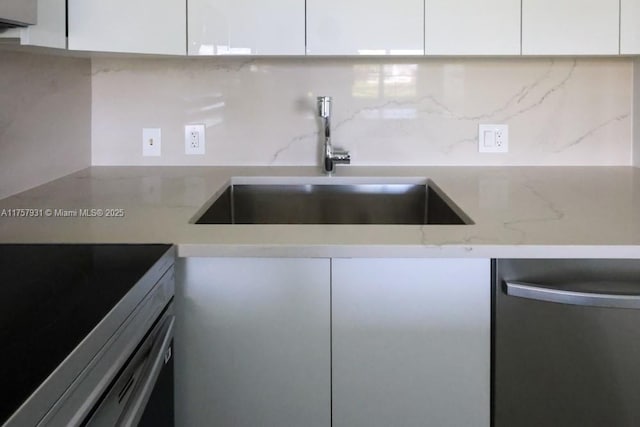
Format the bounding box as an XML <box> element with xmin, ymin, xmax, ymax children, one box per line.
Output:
<box><xmin>494</xmin><ymin>259</ymin><xmax>640</xmax><ymax>427</ymax></box>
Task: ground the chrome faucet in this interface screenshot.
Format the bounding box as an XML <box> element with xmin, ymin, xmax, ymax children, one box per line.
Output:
<box><xmin>317</xmin><ymin>96</ymin><xmax>350</xmax><ymax>174</ymax></box>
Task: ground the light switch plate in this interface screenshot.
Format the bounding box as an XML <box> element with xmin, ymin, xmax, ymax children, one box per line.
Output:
<box><xmin>478</xmin><ymin>124</ymin><xmax>508</xmax><ymax>153</ymax></box>
<box><xmin>185</xmin><ymin>124</ymin><xmax>206</xmax><ymax>155</ymax></box>
<box><xmin>142</xmin><ymin>128</ymin><xmax>161</xmax><ymax>157</ymax></box>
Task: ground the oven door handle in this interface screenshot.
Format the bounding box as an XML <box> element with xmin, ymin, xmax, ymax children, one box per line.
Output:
<box><xmin>118</xmin><ymin>314</ymin><xmax>175</xmax><ymax>427</ymax></box>
<box><xmin>504</xmin><ymin>281</ymin><xmax>640</xmax><ymax>309</ymax></box>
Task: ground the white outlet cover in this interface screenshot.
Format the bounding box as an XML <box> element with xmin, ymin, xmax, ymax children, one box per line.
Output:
<box><xmin>185</xmin><ymin>124</ymin><xmax>206</xmax><ymax>155</ymax></box>
<box><xmin>478</xmin><ymin>124</ymin><xmax>508</xmax><ymax>153</ymax></box>
<box><xmin>142</xmin><ymin>128</ymin><xmax>161</xmax><ymax>157</ymax></box>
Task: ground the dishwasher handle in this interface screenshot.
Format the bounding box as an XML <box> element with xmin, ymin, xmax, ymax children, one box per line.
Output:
<box><xmin>118</xmin><ymin>314</ymin><xmax>175</xmax><ymax>427</ymax></box>
<box><xmin>504</xmin><ymin>281</ymin><xmax>640</xmax><ymax>309</ymax></box>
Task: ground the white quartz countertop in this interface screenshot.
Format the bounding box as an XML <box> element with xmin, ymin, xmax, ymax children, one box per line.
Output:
<box><xmin>0</xmin><ymin>166</ymin><xmax>639</xmax><ymax>258</ymax></box>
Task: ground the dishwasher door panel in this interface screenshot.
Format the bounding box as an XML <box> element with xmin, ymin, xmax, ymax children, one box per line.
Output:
<box><xmin>494</xmin><ymin>259</ymin><xmax>640</xmax><ymax>427</ymax></box>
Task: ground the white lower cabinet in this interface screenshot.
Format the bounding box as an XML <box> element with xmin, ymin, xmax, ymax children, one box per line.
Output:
<box><xmin>176</xmin><ymin>257</ymin><xmax>490</xmax><ymax>427</ymax></box>
<box><xmin>332</xmin><ymin>258</ymin><xmax>490</xmax><ymax>427</ymax></box>
<box><xmin>176</xmin><ymin>257</ymin><xmax>331</xmax><ymax>427</ymax></box>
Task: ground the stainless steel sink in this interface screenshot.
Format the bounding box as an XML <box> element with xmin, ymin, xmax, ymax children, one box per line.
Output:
<box><xmin>195</xmin><ymin>179</ymin><xmax>472</xmax><ymax>225</ymax></box>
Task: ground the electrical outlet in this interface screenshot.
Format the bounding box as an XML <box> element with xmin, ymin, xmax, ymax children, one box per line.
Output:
<box><xmin>185</xmin><ymin>124</ymin><xmax>206</xmax><ymax>155</ymax></box>
<box><xmin>478</xmin><ymin>124</ymin><xmax>508</xmax><ymax>153</ymax></box>
<box><xmin>142</xmin><ymin>128</ymin><xmax>161</xmax><ymax>157</ymax></box>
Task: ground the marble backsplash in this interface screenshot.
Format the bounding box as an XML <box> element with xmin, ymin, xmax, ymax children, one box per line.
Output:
<box><xmin>0</xmin><ymin>50</ymin><xmax>91</xmax><ymax>199</ymax></box>
<box><xmin>91</xmin><ymin>57</ymin><xmax>633</xmax><ymax>166</ymax></box>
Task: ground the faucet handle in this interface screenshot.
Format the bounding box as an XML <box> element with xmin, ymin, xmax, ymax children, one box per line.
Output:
<box><xmin>317</xmin><ymin>96</ymin><xmax>332</xmax><ymax>118</ymax></box>
<box><xmin>332</xmin><ymin>149</ymin><xmax>351</xmax><ymax>164</ymax></box>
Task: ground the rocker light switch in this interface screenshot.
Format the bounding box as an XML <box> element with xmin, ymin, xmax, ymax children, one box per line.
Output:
<box><xmin>479</xmin><ymin>124</ymin><xmax>508</xmax><ymax>153</ymax></box>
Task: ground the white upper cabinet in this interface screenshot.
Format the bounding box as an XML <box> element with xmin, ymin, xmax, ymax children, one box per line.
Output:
<box><xmin>188</xmin><ymin>0</ymin><xmax>304</xmax><ymax>55</ymax></box>
<box><xmin>306</xmin><ymin>0</ymin><xmax>424</xmax><ymax>55</ymax></box>
<box><xmin>0</xmin><ymin>0</ymin><xmax>66</xmax><ymax>49</ymax></box>
<box><xmin>425</xmin><ymin>0</ymin><xmax>520</xmax><ymax>55</ymax></box>
<box><xmin>522</xmin><ymin>0</ymin><xmax>619</xmax><ymax>55</ymax></box>
<box><xmin>0</xmin><ymin>0</ymin><xmax>36</xmax><ymax>26</ymax></box>
<box><xmin>21</xmin><ymin>0</ymin><xmax>66</xmax><ymax>49</ymax></box>
<box><xmin>68</xmin><ymin>0</ymin><xmax>185</xmax><ymax>55</ymax></box>
<box><xmin>621</xmin><ymin>0</ymin><xmax>640</xmax><ymax>54</ymax></box>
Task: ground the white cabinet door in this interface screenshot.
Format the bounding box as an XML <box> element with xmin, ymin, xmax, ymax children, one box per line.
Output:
<box><xmin>0</xmin><ymin>1</ymin><xmax>36</xmax><ymax>25</ymax></box>
<box><xmin>426</xmin><ymin>0</ymin><xmax>520</xmax><ymax>55</ymax></box>
<box><xmin>176</xmin><ymin>258</ymin><xmax>331</xmax><ymax>427</ymax></box>
<box><xmin>0</xmin><ymin>0</ymin><xmax>66</xmax><ymax>49</ymax></box>
<box><xmin>621</xmin><ymin>0</ymin><xmax>640</xmax><ymax>54</ymax></box>
<box><xmin>332</xmin><ymin>258</ymin><xmax>490</xmax><ymax>427</ymax></box>
<box><xmin>68</xmin><ymin>0</ymin><xmax>185</xmax><ymax>54</ymax></box>
<box><xmin>522</xmin><ymin>0</ymin><xmax>619</xmax><ymax>55</ymax></box>
<box><xmin>306</xmin><ymin>0</ymin><xmax>423</xmax><ymax>55</ymax></box>
<box><xmin>188</xmin><ymin>0</ymin><xmax>304</xmax><ymax>55</ymax></box>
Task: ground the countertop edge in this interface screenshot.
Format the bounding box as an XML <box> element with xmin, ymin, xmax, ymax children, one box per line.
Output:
<box><xmin>176</xmin><ymin>244</ymin><xmax>640</xmax><ymax>259</ymax></box>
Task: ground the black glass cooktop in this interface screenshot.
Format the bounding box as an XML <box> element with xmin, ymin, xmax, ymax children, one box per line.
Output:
<box><xmin>0</xmin><ymin>244</ymin><xmax>172</xmax><ymax>424</ymax></box>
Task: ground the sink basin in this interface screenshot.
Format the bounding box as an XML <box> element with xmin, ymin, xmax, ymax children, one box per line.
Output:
<box><xmin>195</xmin><ymin>178</ymin><xmax>472</xmax><ymax>225</ymax></box>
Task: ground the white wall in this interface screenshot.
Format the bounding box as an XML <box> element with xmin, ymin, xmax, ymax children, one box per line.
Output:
<box><xmin>0</xmin><ymin>50</ymin><xmax>91</xmax><ymax>199</ymax></box>
<box><xmin>91</xmin><ymin>57</ymin><xmax>632</xmax><ymax>167</ymax></box>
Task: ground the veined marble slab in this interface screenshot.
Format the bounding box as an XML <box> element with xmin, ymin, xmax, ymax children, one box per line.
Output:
<box><xmin>91</xmin><ymin>57</ymin><xmax>632</xmax><ymax>167</ymax></box>
<box><xmin>0</xmin><ymin>166</ymin><xmax>639</xmax><ymax>258</ymax></box>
